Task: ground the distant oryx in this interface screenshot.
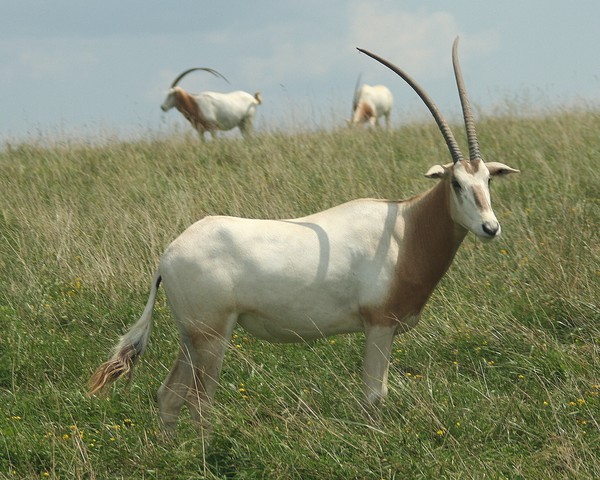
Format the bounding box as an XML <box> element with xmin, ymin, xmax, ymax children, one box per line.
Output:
<box><xmin>161</xmin><ymin>67</ymin><xmax>262</xmax><ymax>140</ymax></box>
<box><xmin>350</xmin><ymin>80</ymin><xmax>393</xmax><ymax>128</ymax></box>
<box><xmin>89</xmin><ymin>38</ymin><xmax>518</xmax><ymax>440</ymax></box>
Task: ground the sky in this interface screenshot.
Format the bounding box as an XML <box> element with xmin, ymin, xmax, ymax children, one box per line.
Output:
<box><xmin>2</xmin><ymin>0</ymin><xmax>600</xmax><ymax>142</ymax></box>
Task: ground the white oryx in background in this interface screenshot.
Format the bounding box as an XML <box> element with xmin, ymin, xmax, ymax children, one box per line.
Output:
<box><xmin>89</xmin><ymin>38</ymin><xmax>519</xmax><ymax>439</ymax></box>
<box><xmin>350</xmin><ymin>77</ymin><xmax>393</xmax><ymax>128</ymax></box>
<box><xmin>160</xmin><ymin>67</ymin><xmax>262</xmax><ymax>140</ymax></box>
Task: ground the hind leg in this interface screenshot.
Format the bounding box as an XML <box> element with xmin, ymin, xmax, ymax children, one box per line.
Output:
<box><xmin>157</xmin><ymin>347</ymin><xmax>194</xmax><ymax>434</ymax></box>
<box><xmin>239</xmin><ymin>118</ymin><xmax>254</xmax><ymax>139</ymax></box>
<box><xmin>182</xmin><ymin>315</ymin><xmax>237</xmax><ymax>439</ymax></box>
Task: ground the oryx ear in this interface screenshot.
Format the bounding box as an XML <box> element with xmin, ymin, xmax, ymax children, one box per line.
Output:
<box><xmin>424</xmin><ymin>163</ymin><xmax>452</xmax><ymax>179</ymax></box>
<box><xmin>486</xmin><ymin>162</ymin><xmax>520</xmax><ymax>176</ymax></box>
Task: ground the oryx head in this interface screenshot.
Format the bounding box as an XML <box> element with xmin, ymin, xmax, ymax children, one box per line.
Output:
<box><xmin>358</xmin><ymin>37</ymin><xmax>519</xmax><ymax>240</ymax></box>
<box><xmin>160</xmin><ymin>67</ymin><xmax>229</xmax><ymax>112</ymax></box>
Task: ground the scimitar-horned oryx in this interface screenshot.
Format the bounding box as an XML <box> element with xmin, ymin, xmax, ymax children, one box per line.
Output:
<box><xmin>89</xmin><ymin>37</ymin><xmax>519</xmax><ymax>439</ymax></box>
<box><xmin>350</xmin><ymin>80</ymin><xmax>393</xmax><ymax>128</ymax></box>
<box><xmin>160</xmin><ymin>67</ymin><xmax>262</xmax><ymax>140</ymax></box>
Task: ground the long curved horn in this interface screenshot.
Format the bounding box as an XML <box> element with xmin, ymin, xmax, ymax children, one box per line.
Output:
<box><xmin>170</xmin><ymin>67</ymin><xmax>230</xmax><ymax>88</ymax></box>
<box><xmin>452</xmin><ymin>37</ymin><xmax>480</xmax><ymax>162</ymax></box>
<box><xmin>357</xmin><ymin>47</ymin><xmax>464</xmax><ymax>164</ymax></box>
<box><xmin>352</xmin><ymin>73</ymin><xmax>362</xmax><ymax>113</ymax></box>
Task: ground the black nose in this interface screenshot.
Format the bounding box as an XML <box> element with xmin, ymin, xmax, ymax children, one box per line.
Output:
<box><xmin>482</xmin><ymin>221</ymin><xmax>499</xmax><ymax>237</ymax></box>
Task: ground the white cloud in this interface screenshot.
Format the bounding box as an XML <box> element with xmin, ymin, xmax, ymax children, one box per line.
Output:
<box><xmin>239</xmin><ymin>39</ymin><xmax>347</xmax><ymax>89</ymax></box>
<box><xmin>9</xmin><ymin>40</ymin><xmax>97</xmax><ymax>81</ymax></box>
<box><xmin>349</xmin><ymin>3</ymin><xmax>458</xmax><ymax>76</ymax></box>
<box><xmin>19</xmin><ymin>50</ymin><xmax>69</xmax><ymax>79</ymax></box>
<box><xmin>347</xmin><ymin>2</ymin><xmax>498</xmax><ymax>79</ymax></box>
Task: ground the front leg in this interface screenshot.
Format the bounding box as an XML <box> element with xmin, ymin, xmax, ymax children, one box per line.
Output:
<box><xmin>362</xmin><ymin>324</ymin><xmax>396</xmax><ymax>407</ymax></box>
<box><xmin>192</xmin><ymin>123</ymin><xmax>207</xmax><ymax>141</ymax></box>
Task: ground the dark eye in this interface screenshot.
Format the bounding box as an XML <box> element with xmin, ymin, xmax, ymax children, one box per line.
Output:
<box><xmin>451</xmin><ymin>179</ymin><xmax>461</xmax><ymax>190</ymax></box>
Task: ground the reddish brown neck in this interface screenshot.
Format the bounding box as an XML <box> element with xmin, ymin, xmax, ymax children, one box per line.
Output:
<box><xmin>401</xmin><ymin>181</ymin><xmax>467</xmax><ymax>284</ymax></box>
<box><xmin>372</xmin><ymin>182</ymin><xmax>467</xmax><ymax>326</ymax></box>
<box><xmin>354</xmin><ymin>102</ymin><xmax>374</xmax><ymax>123</ymax></box>
<box><xmin>174</xmin><ymin>89</ymin><xmax>204</xmax><ymax>128</ymax></box>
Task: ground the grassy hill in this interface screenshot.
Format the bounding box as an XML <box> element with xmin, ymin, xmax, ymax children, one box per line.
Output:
<box><xmin>1</xmin><ymin>110</ymin><xmax>599</xmax><ymax>478</ymax></box>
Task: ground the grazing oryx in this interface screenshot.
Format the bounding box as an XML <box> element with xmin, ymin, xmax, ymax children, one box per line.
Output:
<box><xmin>89</xmin><ymin>38</ymin><xmax>518</xmax><ymax>439</ymax></box>
<box><xmin>350</xmin><ymin>81</ymin><xmax>393</xmax><ymax>128</ymax></box>
<box><xmin>161</xmin><ymin>67</ymin><xmax>262</xmax><ymax>140</ymax></box>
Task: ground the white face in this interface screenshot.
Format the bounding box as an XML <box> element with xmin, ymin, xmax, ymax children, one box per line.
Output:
<box><xmin>449</xmin><ymin>160</ymin><xmax>501</xmax><ymax>240</ymax></box>
<box><xmin>161</xmin><ymin>89</ymin><xmax>177</xmax><ymax>112</ymax></box>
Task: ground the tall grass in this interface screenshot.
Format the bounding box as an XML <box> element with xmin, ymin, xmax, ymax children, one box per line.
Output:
<box><xmin>0</xmin><ymin>109</ymin><xmax>598</xmax><ymax>479</ymax></box>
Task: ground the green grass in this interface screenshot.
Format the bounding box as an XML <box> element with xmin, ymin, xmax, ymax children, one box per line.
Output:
<box><xmin>1</xmin><ymin>109</ymin><xmax>599</xmax><ymax>479</ymax></box>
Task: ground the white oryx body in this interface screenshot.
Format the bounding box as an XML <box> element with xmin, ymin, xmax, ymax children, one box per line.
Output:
<box><xmin>160</xmin><ymin>67</ymin><xmax>262</xmax><ymax>139</ymax></box>
<box><xmin>162</xmin><ymin>194</ymin><xmax>452</xmax><ymax>344</ymax></box>
<box><xmin>89</xmin><ymin>38</ymin><xmax>519</xmax><ymax>439</ymax></box>
<box><xmin>351</xmin><ymin>84</ymin><xmax>393</xmax><ymax>127</ymax></box>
